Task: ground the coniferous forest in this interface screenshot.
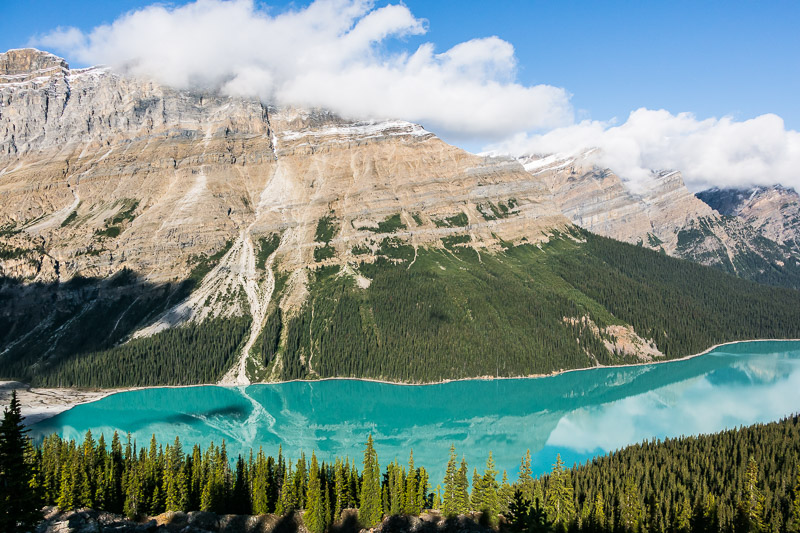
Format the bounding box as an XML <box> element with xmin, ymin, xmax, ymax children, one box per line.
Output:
<box><xmin>3</xmin><ymin>230</ymin><xmax>800</xmax><ymax>388</ymax></box>
<box><xmin>3</xmin><ymin>391</ymin><xmax>800</xmax><ymax>533</ymax></box>
<box><xmin>276</xmin><ymin>231</ymin><xmax>800</xmax><ymax>383</ymax></box>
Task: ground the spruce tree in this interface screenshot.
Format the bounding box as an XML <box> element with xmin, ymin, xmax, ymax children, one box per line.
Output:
<box><xmin>388</xmin><ymin>461</ymin><xmax>403</xmax><ymax>515</ymax></box>
<box><xmin>124</xmin><ymin>464</ymin><xmax>142</xmax><ymax>519</ymax></box>
<box><xmin>544</xmin><ymin>455</ymin><xmax>575</xmax><ymax>527</ymax></box>
<box><xmin>334</xmin><ymin>458</ymin><xmax>345</xmax><ymax>520</ymax></box>
<box><xmin>403</xmin><ymin>450</ymin><xmax>419</xmax><ymax>515</ymax></box>
<box><xmin>737</xmin><ymin>457</ymin><xmax>765</xmax><ymax>532</ymax></box>
<box><xmin>305</xmin><ymin>453</ymin><xmax>324</xmax><ymax>533</ymax></box>
<box><xmin>323</xmin><ymin>483</ymin><xmax>332</xmax><ymax>531</ymax></box>
<box><xmin>416</xmin><ymin>468</ymin><xmax>429</xmax><ymax>513</ymax></box>
<box><xmin>480</xmin><ymin>452</ymin><xmax>499</xmax><ymax>522</ymax></box>
<box><xmin>590</xmin><ymin>491</ymin><xmax>606</xmax><ymax>531</ymax></box>
<box><xmin>518</xmin><ymin>450</ymin><xmax>534</xmax><ymax>502</ymax></box>
<box><xmin>0</xmin><ymin>390</ymin><xmax>40</xmax><ymax>532</ymax></box>
<box><xmin>471</xmin><ymin>468</ymin><xmax>483</xmax><ymax>512</ymax></box>
<box><xmin>359</xmin><ymin>435</ymin><xmax>382</xmax><ymax>527</ymax></box>
<box><xmin>276</xmin><ymin>465</ymin><xmax>297</xmax><ymax>516</ymax></box>
<box><xmin>498</xmin><ymin>471</ymin><xmax>514</xmax><ymax>515</ymax></box>
<box><xmin>442</xmin><ymin>445</ymin><xmax>458</xmax><ymax>516</ymax></box>
<box><xmin>57</xmin><ymin>454</ymin><xmax>75</xmax><ymax>511</ymax></box>
<box><xmin>619</xmin><ymin>475</ymin><xmax>642</xmax><ymax>531</ymax></box>
<box><xmin>252</xmin><ymin>448</ymin><xmax>271</xmax><ymax>515</ymax></box>
<box><xmin>455</xmin><ymin>458</ymin><xmax>470</xmax><ymax>515</ymax></box>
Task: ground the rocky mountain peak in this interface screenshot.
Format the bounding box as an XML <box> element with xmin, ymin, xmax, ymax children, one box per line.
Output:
<box><xmin>0</xmin><ymin>48</ymin><xmax>69</xmax><ymax>82</ymax></box>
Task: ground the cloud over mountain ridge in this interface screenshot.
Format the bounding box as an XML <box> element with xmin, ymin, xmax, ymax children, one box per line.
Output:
<box><xmin>32</xmin><ymin>0</ymin><xmax>800</xmax><ymax>192</ymax></box>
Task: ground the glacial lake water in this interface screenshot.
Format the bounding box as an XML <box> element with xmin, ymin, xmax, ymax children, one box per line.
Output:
<box><xmin>31</xmin><ymin>340</ymin><xmax>800</xmax><ymax>481</ymax></box>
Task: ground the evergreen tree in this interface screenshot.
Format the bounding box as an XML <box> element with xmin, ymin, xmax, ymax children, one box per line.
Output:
<box><xmin>305</xmin><ymin>453</ymin><xmax>324</xmax><ymax>533</ymax></box>
<box><xmin>544</xmin><ymin>455</ymin><xmax>574</xmax><ymax>528</ymax></box>
<box><xmin>333</xmin><ymin>458</ymin><xmax>346</xmax><ymax>520</ymax></box>
<box><xmin>359</xmin><ymin>435</ymin><xmax>382</xmax><ymax>527</ymax></box>
<box><xmin>389</xmin><ymin>461</ymin><xmax>403</xmax><ymax>515</ymax></box>
<box><xmin>619</xmin><ymin>475</ymin><xmax>642</xmax><ymax>531</ymax></box>
<box><xmin>403</xmin><ymin>450</ymin><xmax>419</xmax><ymax>515</ymax></box>
<box><xmin>471</xmin><ymin>468</ymin><xmax>483</xmax><ymax>512</ymax></box>
<box><xmin>323</xmin><ymin>481</ymin><xmax>332</xmax><ymax>530</ymax></box>
<box><xmin>479</xmin><ymin>452</ymin><xmax>499</xmax><ymax>522</ymax></box>
<box><xmin>124</xmin><ymin>464</ymin><xmax>143</xmax><ymax>519</ymax></box>
<box><xmin>518</xmin><ymin>450</ymin><xmax>534</xmax><ymax>503</ymax></box>
<box><xmin>57</xmin><ymin>453</ymin><xmax>76</xmax><ymax>511</ymax></box>
<box><xmin>737</xmin><ymin>456</ymin><xmax>765</xmax><ymax>532</ymax></box>
<box><xmin>0</xmin><ymin>390</ymin><xmax>40</xmax><ymax>532</ymax></box>
<box><xmin>442</xmin><ymin>445</ymin><xmax>458</xmax><ymax>517</ymax></box>
<box><xmin>454</xmin><ymin>458</ymin><xmax>470</xmax><ymax>515</ymax></box>
<box><xmin>507</xmin><ymin>489</ymin><xmax>552</xmax><ymax>533</ymax></box>
<box><xmin>252</xmin><ymin>448</ymin><xmax>271</xmax><ymax>515</ymax></box>
<box><xmin>676</xmin><ymin>494</ymin><xmax>692</xmax><ymax>533</ymax></box>
<box><xmin>231</xmin><ymin>456</ymin><xmax>250</xmax><ymax>515</ymax></box>
<box><xmin>416</xmin><ymin>468</ymin><xmax>429</xmax><ymax>512</ymax></box>
<box><xmin>498</xmin><ymin>470</ymin><xmax>514</xmax><ymax>515</ymax></box>
<box><xmin>590</xmin><ymin>490</ymin><xmax>606</xmax><ymax>531</ymax></box>
<box><xmin>276</xmin><ymin>464</ymin><xmax>297</xmax><ymax>516</ymax></box>
<box><xmin>294</xmin><ymin>454</ymin><xmax>307</xmax><ymax>509</ymax></box>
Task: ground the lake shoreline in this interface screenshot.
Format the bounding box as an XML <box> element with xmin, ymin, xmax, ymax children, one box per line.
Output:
<box><xmin>7</xmin><ymin>337</ymin><xmax>799</xmax><ymax>424</ymax></box>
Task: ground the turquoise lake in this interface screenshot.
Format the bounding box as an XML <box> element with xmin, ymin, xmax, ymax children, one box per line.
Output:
<box><xmin>31</xmin><ymin>340</ymin><xmax>800</xmax><ymax>481</ymax></box>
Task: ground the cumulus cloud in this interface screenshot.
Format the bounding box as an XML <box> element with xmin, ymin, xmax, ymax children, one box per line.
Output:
<box><xmin>490</xmin><ymin>108</ymin><xmax>800</xmax><ymax>192</ymax></box>
<box><xmin>32</xmin><ymin>0</ymin><xmax>572</xmax><ymax>141</ymax></box>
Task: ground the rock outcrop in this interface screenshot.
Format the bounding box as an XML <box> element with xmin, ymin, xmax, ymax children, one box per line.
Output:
<box><xmin>35</xmin><ymin>507</ymin><xmax>497</xmax><ymax>533</ymax></box>
<box><xmin>36</xmin><ymin>507</ymin><xmax>308</xmax><ymax>533</ymax></box>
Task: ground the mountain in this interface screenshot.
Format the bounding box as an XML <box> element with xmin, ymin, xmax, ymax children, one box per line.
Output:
<box><xmin>520</xmin><ymin>151</ymin><xmax>800</xmax><ymax>288</ymax></box>
<box><xmin>1</xmin><ymin>49</ymin><xmax>799</xmax><ymax>388</ymax></box>
<box><xmin>697</xmin><ymin>185</ymin><xmax>800</xmax><ymax>255</ymax></box>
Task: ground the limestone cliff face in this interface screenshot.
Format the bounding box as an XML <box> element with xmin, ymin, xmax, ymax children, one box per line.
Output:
<box><xmin>521</xmin><ymin>152</ymin><xmax>800</xmax><ymax>280</ymax></box>
<box><xmin>0</xmin><ymin>49</ymin><xmax>566</xmax><ymax>287</ymax></box>
<box><xmin>697</xmin><ymin>186</ymin><xmax>800</xmax><ymax>255</ymax></box>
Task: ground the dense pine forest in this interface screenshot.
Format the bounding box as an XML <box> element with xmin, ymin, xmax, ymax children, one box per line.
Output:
<box><xmin>32</xmin><ymin>316</ymin><xmax>251</xmax><ymax>388</ymax></box>
<box><xmin>274</xmin><ymin>231</ymin><xmax>800</xmax><ymax>383</ymax></box>
<box><xmin>3</xmin><ymin>392</ymin><xmax>800</xmax><ymax>532</ymax></box>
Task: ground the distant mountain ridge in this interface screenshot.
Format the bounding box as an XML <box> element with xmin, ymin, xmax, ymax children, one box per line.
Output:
<box><xmin>697</xmin><ymin>185</ymin><xmax>800</xmax><ymax>256</ymax></box>
<box><xmin>519</xmin><ymin>151</ymin><xmax>800</xmax><ymax>288</ymax></box>
<box><xmin>1</xmin><ymin>49</ymin><xmax>799</xmax><ymax>388</ymax></box>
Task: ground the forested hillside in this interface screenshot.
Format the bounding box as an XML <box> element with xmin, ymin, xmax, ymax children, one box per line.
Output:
<box><xmin>5</xmin><ymin>230</ymin><xmax>800</xmax><ymax>388</ymax></box>
<box><xmin>271</xmin><ymin>230</ymin><xmax>800</xmax><ymax>383</ymax></box>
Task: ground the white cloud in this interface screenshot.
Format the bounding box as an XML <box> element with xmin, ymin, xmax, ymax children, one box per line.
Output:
<box><xmin>32</xmin><ymin>0</ymin><xmax>572</xmax><ymax>141</ymax></box>
<box><xmin>489</xmin><ymin>108</ymin><xmax>800</xmax><ymax>192</ymax></box>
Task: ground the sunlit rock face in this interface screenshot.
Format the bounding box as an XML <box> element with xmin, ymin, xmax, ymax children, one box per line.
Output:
<box><xmin>0</xmin><ymin>49</ymin><xmax>568</xmax><ymax>285</ymax></box>
<box><xmin>698</xmin><ymin>185</ymin><xmax>800</xmax><ymax>255</ymax></box>
<box><xmin>521</xmin><ymin>151</ymin><xmax>800</xmax><ymax>281</ymax></box>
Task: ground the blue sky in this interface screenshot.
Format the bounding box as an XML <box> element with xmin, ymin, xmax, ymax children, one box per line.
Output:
<box><xmin>2</xmin><ymin>0</ymin><xmax>799</xmax><ymax>190</ymax></box>
<box><xmin>2</xmin><ymin>0</ymin><xmax>798</xmax><ymax>128</ymax></box>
